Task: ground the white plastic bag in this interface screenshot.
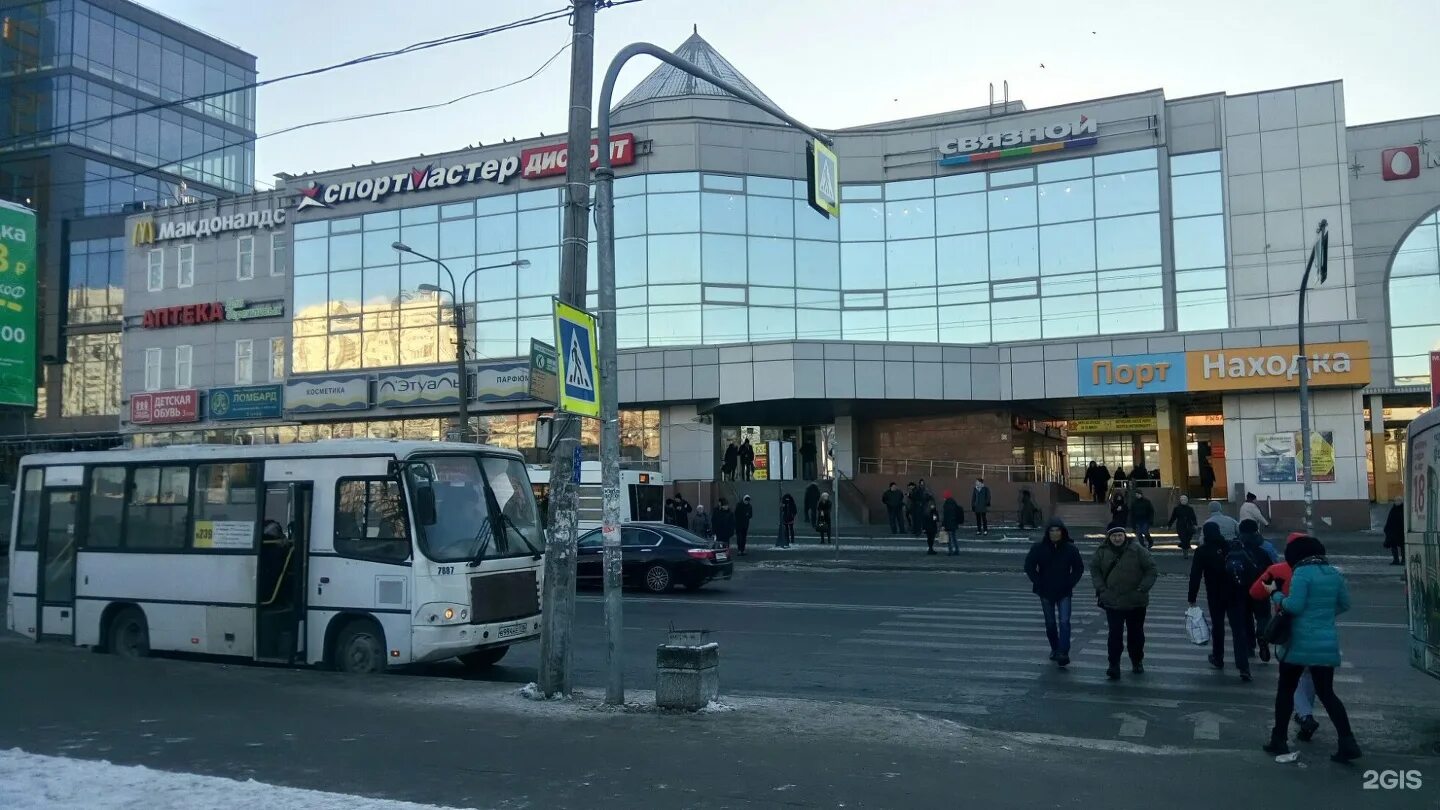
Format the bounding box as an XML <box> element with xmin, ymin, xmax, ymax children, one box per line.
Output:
<box><xmin>1185</xmin><ymin>605</ymin><xmax>1211</xmax><ymax>646</ymax></box>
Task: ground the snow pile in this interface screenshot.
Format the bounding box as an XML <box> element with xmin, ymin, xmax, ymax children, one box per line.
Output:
<box><xmin>698</xmin><ymin>700</ymin><xmax>736</xmax><ymax>714</ymax></box>
<box><xmin>0</xmin><ymin>749</ymin><xmax>477</xmax><ymax>810</ymax></box>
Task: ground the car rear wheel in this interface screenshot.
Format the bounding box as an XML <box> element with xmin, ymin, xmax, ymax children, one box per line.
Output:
<box><xmin>643</xmin><ymin>564</ymin><xmax>673</xmax><ymax>593</ymax></box>
<box><xmin>108</xmin><ymin>607</ymin><xmax>150</xmax><ymax>659</ymax></box>
<box><xmin>458</xmin><ymin>646</ymin><xmax>509</xmax><ymax>669</ymax></box>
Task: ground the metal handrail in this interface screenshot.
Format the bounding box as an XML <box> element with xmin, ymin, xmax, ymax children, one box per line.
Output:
<box><xmin>855</xmin><ymin>457</ymin><xmax>1065</xmax><ymax>484</ymax></box>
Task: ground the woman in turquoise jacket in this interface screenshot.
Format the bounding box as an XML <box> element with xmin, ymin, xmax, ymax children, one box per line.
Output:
<box><xmin>1261</xmin><ymin>535</ymin><xmax>1361</xmax><ymax>762</ymax></box>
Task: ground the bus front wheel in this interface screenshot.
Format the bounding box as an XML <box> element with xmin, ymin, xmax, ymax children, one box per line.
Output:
<box><xmin>108</xmin><ymin>607</ymin><xmax>150</xmax><ymax>659</ymax></box>
<box><xmin>458</xmin><ymin>646</ymin><xmax>508</xmax><ymax>670</ymax></box>
<box><xmin>333</xmin><ymin>619</ymin><xmax>387</xmax><ymax>674</ymax></box>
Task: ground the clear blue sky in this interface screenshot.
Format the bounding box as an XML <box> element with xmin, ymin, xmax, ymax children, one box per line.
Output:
<box><xmin>140</xmin><ymin>0</ymin><xmax>1440</xmax><ymax>188</ymax></box>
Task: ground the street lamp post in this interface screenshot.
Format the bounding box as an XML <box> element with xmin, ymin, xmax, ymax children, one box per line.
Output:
<box><xmin>394</xmin><ymin>240</ymin><xmax>528</xmax><ymax>442</ymax></box>
<box><xmin>1295</xmin><ymin>219</ymin><xmax>1329</xmax><ymax>533</ymax></box>
<box><xmin>592</xmin><ymin>43</ymin><xmax>835</xmax><ymax>704</ymax></box>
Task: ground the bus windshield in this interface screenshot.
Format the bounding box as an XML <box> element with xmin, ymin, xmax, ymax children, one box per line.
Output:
<box><xmin>406</xmin><ymin>455</ymin><xmax>541</xmax><ymax>564</ymax></box>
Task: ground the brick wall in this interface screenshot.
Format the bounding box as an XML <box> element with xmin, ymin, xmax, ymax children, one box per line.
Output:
<box><xmin>860</xmin><ymin>411</ymin><xmax>1015</xmax><ymax>466</ymax></box>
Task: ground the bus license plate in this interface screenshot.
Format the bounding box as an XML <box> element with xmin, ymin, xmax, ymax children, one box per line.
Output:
<box><xmin>497</xmin><ymin>621</ymin><xmax>528</xmax><ymax>639</ymax></box>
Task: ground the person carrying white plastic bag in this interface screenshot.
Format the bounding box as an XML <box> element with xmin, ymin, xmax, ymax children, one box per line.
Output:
<box><xmin>1185</xmin><ymin>604</ymin><xmax>1211</xmax><ymax>645</ymax></box>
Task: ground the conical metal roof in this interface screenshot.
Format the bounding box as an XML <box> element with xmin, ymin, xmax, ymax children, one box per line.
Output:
<box><xmin>614</xmin><ymin>29</ymin><xmax>776</xmax><ymax>111</ymax></box>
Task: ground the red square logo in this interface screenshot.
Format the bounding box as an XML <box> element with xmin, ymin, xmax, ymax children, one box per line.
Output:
<box><xmin>1381</xmin><ymin>146</ymin><xmax>1421</xmax><ymax>181</ymax></box>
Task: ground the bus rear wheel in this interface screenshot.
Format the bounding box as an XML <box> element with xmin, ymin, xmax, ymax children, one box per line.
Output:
<box><xmin>109</xmin><ymin>607</ymin><xmax>150</xmax><ymax>659</ymax></box>
<box><xmin>333</xmin><ymin>619</ymin><xmax>387</xmax><ymax>674</ymax></box>
<box><xmin>458</xmin><ymin>646</ymin><xmax>508</xmax><ymax>670</ymax></box>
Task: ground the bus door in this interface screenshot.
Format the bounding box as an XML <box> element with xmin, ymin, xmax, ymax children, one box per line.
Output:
<box><xmin>255</xmin><ymin>481</ymin><xmax>312</xmax><ymax>663</ymax></box>
<box><xmin>36</xmin><ymin>469</ymin><xmax>81</xmax><ymax>639</ymax></box>
<box><xmin>629</xmin><ymin>482</ymin><xmax>663</xmax><ymax>522</ymax></box>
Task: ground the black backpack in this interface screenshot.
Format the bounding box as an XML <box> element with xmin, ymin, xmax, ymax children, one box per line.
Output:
<box><xmin>1225</xmin><ymin>541</ymin><xmax>1265</xmax><ymax>591</ymax></box>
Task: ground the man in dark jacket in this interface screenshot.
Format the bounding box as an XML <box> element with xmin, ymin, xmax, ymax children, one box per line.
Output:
<box><xmin>673</xmin><ymin>493</ymin><xmax>692</xmax><ymax>531</ymax></box>
<box><xmin>971</xmin><ymin>478</ymin><xmax>991</xmax><ymax>535</ymax></box>
<box><xmin>909</xmin><ymin>481</ymin><xmax>930</xmax><ymax>537</ymax></box>
<box><xmin>712</xmin><ymin>499</ymin><xmax>736</xmax><ymax>548</ymax></box>
<box><xmin>1167</xmin><ymin>494</ymin><xmax>1199</xmax><ymax>559</ymax></box>
<box><xmin>1025</xmin><ymin>518</ymin><xmax>1085</xmax><ymax>667</ymax></box>
<box><xmin>1384</xmin><ymin>498</ymin><xmax>1404</xmax><ymax>565</ymax></box>
<box><xmin>1130</xmin><ymin>490</ymin><xmax>1155</xmax><ymax>549</ymax></box>
<box><xmin>1237</xmin><ymin>518</ymin><xmax>1278</xmax><ymax>664</ymax></box>
<box><xmin>882</xmin><ymin>483</ymin><xmax>905</xmax><ymax>534</ymax></box>
<box><xmin>1092</xmin><ymin>522</ymin><xmax>1157</xmax><ymax>679</ymax></box>
<box><xmin>941</xmin><ymin>492</ymin><xmax>963</xmax><ymax>555</ymax></box>
<box><xmin>804</xmin><ymin>483</ymin><xmax>821</xmax><ymax>528</ymax></box>
<box><xmin>663</xmin><ymin>498</ymin><xmax>678</xmax><ymax>527</ymax></box>
<box><xmin>739</xmin><ymin>439</ymin><xmax>755</xmax><ymax>481</ymax></box>
<box><xmin>1188</xmin><ymin>522</ymin><xmax>1250</xmax><ymax>678</ymax></box>
<box><xmin>722</xmin><ymin>441</ymin><xmax>739</xmax><ymax>481</ymax></box>
<box><xmin>735</xmin><ymin>495</ymin><xmax>753</xmax><ymax>554</ymax></box>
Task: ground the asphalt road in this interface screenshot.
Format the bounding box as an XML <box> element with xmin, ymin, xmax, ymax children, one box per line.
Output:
<box><xmin>3</xmin><ymin>562</ymin><xmax>1438</xmax><ymax>809</ymax></box>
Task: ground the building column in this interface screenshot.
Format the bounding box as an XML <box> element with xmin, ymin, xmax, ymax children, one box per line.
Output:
<box><xmin>832</xmin><ymin>415</ymin><xmax>857</xmax><ymax>478</ymax></box>
<box><xmin>1370</xmin><ymin>394</ymin><xmax>1388</xmax><ymax>503</ymax></box>
<box><xmin>1155</xmin><ymin>397</ymin><xmax>1187</xmax><ymax>492</ymax></box>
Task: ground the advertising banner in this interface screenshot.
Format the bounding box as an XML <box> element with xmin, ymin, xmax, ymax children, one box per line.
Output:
<box><xmin>1256</xmin><ymin>431</ymin><xmax>1336</xmax><ymax>483</ymax></box>
<box><xmin>285</xmin><ymin>375</ymin><xmax>369</xmax><ymax>413</ymax></box>
<box><xmin>0</xmin><ymin>201</ymin><xmax>37</xmax><ymax>407</ymax></box>
<box><xmin>207</xmin><ymin>385</ymin><xmax>283</xmax><ymax>421</ymax></box>
<box><xmin>1069</xmin><ymin>417</ymin><xmax>1158</xmax><ymax>434</ymax></box>
<box><xmin>376</xmin><ymin>370</ymin><xmax>460</xmax><ymax>409</ymax></box>
<box><xmin>130</xmin><ymin>390</ymin><xmax>200</xmax><ymax>425</ymax></box>
<box><xmin>474</xmin><ymin>362</ymin><xmax>530</xmax><ymax>403</ymax></box>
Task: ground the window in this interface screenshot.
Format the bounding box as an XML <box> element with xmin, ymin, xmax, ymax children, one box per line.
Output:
<box><xmin>146</xmin><ymin>249</ymin><xmax>163</xmax><ymax>291</ymax></box>
<box><xmin>234</xmin><ymin>339</ymin><xmax>253</xmax><ymax>385</ymax></box>
<box><xmin>144</xmin><ymin>348</ymin><xmax>162</xmax><ymax>391</ymax></box>
<box><xmin>270</xmin><ymin>337</ymin><xmax>286</xmax><ymax>381</ymax></box>
<box><xmin>15</xmin><ymin>469</ymin><xmax>43</xmax><ymax>550</ymax></box>
<box><xmin>174</xmin><ymin>345</ymin><xmax>192</xmax><ymax>389</ymax></box>
<box><xmin>194</xmin><ymin>463</ymin><xmax>258</xmax><ymax>546</ymax></box>
<box><xmin>334</xmin><ymin>478</ymin><xmax>411</xmax><ymax>563</ymax></box>
<box><xmin>127</xmin><ymin>466</ymin><xmax>191</xmax><ymax>549</ymax></box>
<box><xmin>176</xmin><ymin>244</ymin><xmax>194</xmax><ymax>288</ymax></box>
<box><xmin>270</xmin><ymin>232</ymin><xmax>287</xmax><ymax>275</ymax></box>
<box><xmin>85</xmin><ymin>467</ymin><xmax>127</xmax><ymax>548</ymax></box>
<box><xmin>236</xmin><ymin>235</ymin><xmax>254</xmax><ymax>280</ymax></box>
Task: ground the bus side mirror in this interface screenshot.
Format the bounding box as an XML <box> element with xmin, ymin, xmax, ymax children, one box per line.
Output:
<box><xmin>412</xmin><ymin>485</ymin><xmax>437</xmax><ymax>526</ymax></box>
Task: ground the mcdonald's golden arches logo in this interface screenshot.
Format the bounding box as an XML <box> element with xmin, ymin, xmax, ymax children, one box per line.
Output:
<box><xmin>131</xmin><ymin>219</ymin><xmax>156</xmax><ymax>246</ymax></box>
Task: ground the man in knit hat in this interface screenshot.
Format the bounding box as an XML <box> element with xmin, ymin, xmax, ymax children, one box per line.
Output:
<box><xmin>1091</xmin><ymin>522</ymin><xmax>1157</xmax><ymax>680</ymax></box>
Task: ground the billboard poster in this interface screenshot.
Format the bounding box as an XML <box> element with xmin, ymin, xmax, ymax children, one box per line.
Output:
<box><xmin>0</xmin><ymin>201</ymin><xmax>37</xmax><ymax>407</ymax></box>
<box><xmin>1256</xmin><ymin>430</ymin><xmax>1336</xmax><ymax>484</ymax></box>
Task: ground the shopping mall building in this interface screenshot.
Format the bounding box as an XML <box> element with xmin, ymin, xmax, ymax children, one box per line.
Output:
<box><xmin>118</xmin><ymin>33</ymin><xmax>1440</xmax><ymax>530</ymax></box>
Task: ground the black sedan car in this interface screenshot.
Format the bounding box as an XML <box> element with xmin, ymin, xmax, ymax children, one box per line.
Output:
<box><xmin>576</xmin><ymin>523</ymin><xmax>733</xmax><ymax>593</ymax></box>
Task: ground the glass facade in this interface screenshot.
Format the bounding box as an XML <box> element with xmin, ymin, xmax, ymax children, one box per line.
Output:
<box><xmin>293</xmin><ymin>148</ymin><xmax>1230</xmax><ymax>360</ymax></box>
<box><xmin>66</xmin><ymin>233</ymin><xmax>122</xmax><ymax>323</ymax></box>
<box><xmin>1</xmin><ymin>0</ymin><xmax>256</xmax><ymax>198</ymax></box>
<box><xmin>60</xmin><ymin>331</ymin><xmax>119</xmax><ymax>416</ymax></box>
<box><xmin>1388</xmin><ymin>210</ymin><xmax>1440</xmax><ymax>387</ymax></box>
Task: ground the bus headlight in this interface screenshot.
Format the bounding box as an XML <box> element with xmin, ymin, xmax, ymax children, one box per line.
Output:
<box><xmin>420</xmin><ymin>603</ymin><xmax>468</xmax><ymax>625</ymax></box>
<box><xmin>444</xmin><ymin>608</ymin><xmax>454</xmax><ymax>621</ymax></box>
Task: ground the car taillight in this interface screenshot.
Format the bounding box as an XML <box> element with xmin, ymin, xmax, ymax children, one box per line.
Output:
<box><xmin>687</xmin><ymin>549</ymin><xmax>716</xmax><ymax>560</ymax></box>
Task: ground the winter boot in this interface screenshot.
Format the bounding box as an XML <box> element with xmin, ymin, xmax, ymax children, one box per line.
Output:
<box><xmin>1106</xmin><ymin>665</ymin><xmax>1120</xmax><ymax>680</ymax></box>
<box><xmin>1330</xmin><ymin>735</ymin><xmax>1362</xmax><ymax>763</ymax></box>
<box><xmin>1296</xmin><ymin>715</ymin><xmax>1320</xmax><ymax>742</ymax></box>
<box><xmin>1262</xmin><ymin>727</ymin><xmax>1290</xmax><ymax>756</ymax></box>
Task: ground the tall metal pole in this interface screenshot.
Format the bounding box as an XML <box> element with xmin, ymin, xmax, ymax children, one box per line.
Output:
<box><xmin>594</xmin><ymin>43</ymin><xmax>835</xmax><ymax>705</ymax></box>
<box><xmin>539</xmin><ymin>0</ymin><xmax>595</xmax><ymax>699</ymax></box>
<box><xmin>452</xmin><ymin>301</ymin><xmax>469</xmax><ymax>442</ymax></box>
<box><xmin>1296</xmin><ymin>219</ymin><xmax>1328</xmax><ymax>534</ymax></box>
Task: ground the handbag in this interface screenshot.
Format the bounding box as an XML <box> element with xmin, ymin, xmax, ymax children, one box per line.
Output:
<box><xmin>1185</xmin><ymin>605</ymin><xmax>1211</xmax><ymax>646</ymax></box>
<box><xmin>1262</xmin><ymin>609</ymin><xmax>1292</xmax><ymax>647</ymax></box>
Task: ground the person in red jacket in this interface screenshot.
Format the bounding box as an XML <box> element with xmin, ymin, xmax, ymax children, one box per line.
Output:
<box><xmin>1250</xmin><ymin>532</ymin><xmax>1320</xmax><ymax>742</ymax></box>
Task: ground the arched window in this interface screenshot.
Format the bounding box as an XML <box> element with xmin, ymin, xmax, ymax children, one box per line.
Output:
<box><xmin>1388</xmin><ymin>209</ymin><xmax>1440</xmax><ymax>386</ymax></box>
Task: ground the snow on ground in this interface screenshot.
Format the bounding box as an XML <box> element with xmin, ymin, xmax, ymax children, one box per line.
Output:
<box><xmin>0</xmin><ymin>749</ymin><xmax>478</xmax><ymax>810</ymax></box>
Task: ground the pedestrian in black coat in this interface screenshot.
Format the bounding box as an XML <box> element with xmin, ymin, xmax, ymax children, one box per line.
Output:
<box><xmin>1167</xmin><ymin>494</ymin><xmax>1199</xmax><ymax>558</ymax></box>
<box><xmin>735</xmin><ymin>495</ymin><xmax>753</xmax><ymax>554</ymax></box>
<box><xmin>1187</xmin><ymin>522</ymin><xmax>1252</xmax><ymax>680</ymax></box>
<box><xmin>739</xmin><ymin>440</ymin><xmax>755</xmax><ymax>481</ymax></box>
<box><xmin>923</xmin><ymin>504</ymin><xmax>940</xmax><ymax>555</ymax></box>
<box><xmin>779</xmin><ymin>493</ymin><xmax>798</xmax><ymax>548</ymax></box>
<box><xmin>941</xmin><ymin>492</ymin><xmax>963</xmax><ymax>555</ymax></box>
<box><xmin>881</xmin><ymin>482</ymin><xmax>905</xmax><ymax>534</ymax></box>
<box><xmin>673</xmin><ymin>493</ymin><xmax>692</xmax><ymax>531</ymax></box>
<box><xmin>1023</xmin><ymin>518</ymin><xmax>1084</xmax><ymax>666</ymax></box>
<box><xmin>816</xmin><ymin>493</ymin><xmax>833</xmax><ymax>544</ymax></box>
<box><xmin>712</xmin><ymin>500</ymin><xmax>735</xmax><ymax>547</ymax></box>
<box><xmin>722</xmin><ymin>442</ymin><xmax>739</xmax><ymax>481</ymax></box>
<box><xmin>804</xmin><ymin>483</ymin><xmax>821</xmax><ymax>527</ymax></box>
<box><xmin>1383</xmin><ymin>499</ymin><xmax>1404</xmax><ymax>565</ymax></box>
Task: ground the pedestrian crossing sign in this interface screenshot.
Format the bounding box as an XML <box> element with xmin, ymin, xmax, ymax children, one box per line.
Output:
<box><xmin>553</xmin><ymin>299</ymin><xmax>600</xmax><ymax>418</ymax></box>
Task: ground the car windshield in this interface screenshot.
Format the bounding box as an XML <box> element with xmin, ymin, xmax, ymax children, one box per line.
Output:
<box><xmin>406</xmin><ymin>454</ymin><xmax>540</xmax><ymax>563</ymax></box>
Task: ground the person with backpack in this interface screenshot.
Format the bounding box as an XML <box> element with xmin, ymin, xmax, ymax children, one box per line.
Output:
<box><xmin>1025</xmin><ymin>518</ymin><xmax>1085</xmax><ymax>667</ymax></box>
<box><xmin>1092</xmin><ymin>522</ymin><xmax>1157</xmax><ymax>679</ymax></box>
<box><xmin>941</xmin><ymin>491</ymin><xmax>964</xmax><ymax>555</ymax></box>
<box><xmin>1261</xmin><ymin>535</ymin><xmax>1362</xmax><ymax>762</ymax></box>
<box><xmin>1167</xmin><ymin>494</ymin><xmax>1199</xmax><ymax>559</ymax></box>
<box><xmin>1250</xmin><ymin>533</ymin><xmax>1321</xmax><ymax>743</ymax></box>
<box><xmin>1188</xmin><ymin>522</ymin><xmax>1254</xmax><ymax>680</ymax></box>
<box><xmin>1238</xmin><ymin>518</ymin><xmax>1279</xmax><ymax>662</ymax></box>
<box><xmin>1210</xmin><ymin>520</ymin><xmax>1273</xmax><ymax>679</ymax></box>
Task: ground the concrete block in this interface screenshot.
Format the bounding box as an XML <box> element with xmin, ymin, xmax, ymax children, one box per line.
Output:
<box><xmin>655</xmin><ymin>642</ymin><xmax>720</xmax><ymax>712</ymax></box>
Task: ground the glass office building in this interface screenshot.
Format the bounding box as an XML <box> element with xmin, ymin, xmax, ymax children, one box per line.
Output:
<box><xmin>0</xmin><ymin>0</ymin><xmax>257</xmax><ymax>475</ymax></box>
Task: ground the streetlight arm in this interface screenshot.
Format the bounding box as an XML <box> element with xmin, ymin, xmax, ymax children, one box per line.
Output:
<box><xmin>595</xmin><ymin>43</ymin><xmax>833</xmax><ymax>174</ymax></box>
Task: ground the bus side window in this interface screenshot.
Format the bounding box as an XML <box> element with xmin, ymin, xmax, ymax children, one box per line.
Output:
<box><xmin>86</xmin><ymin>467</ymin><xmax>126</xmax><ymax>548</ymax></box>
<box><xmin>14</xmin><ymin>468</ymin><xmax>43</xmax><ymax>550</ymax></box>
<box><xmin>127</xmin><ymin>466</ymin><xmax>191</xmax><ymax>550</ymax></box>
<box><xmin>334</xmin><ymin>478</ymin><xmax>410</xmax><ymax>564</ymax></box>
